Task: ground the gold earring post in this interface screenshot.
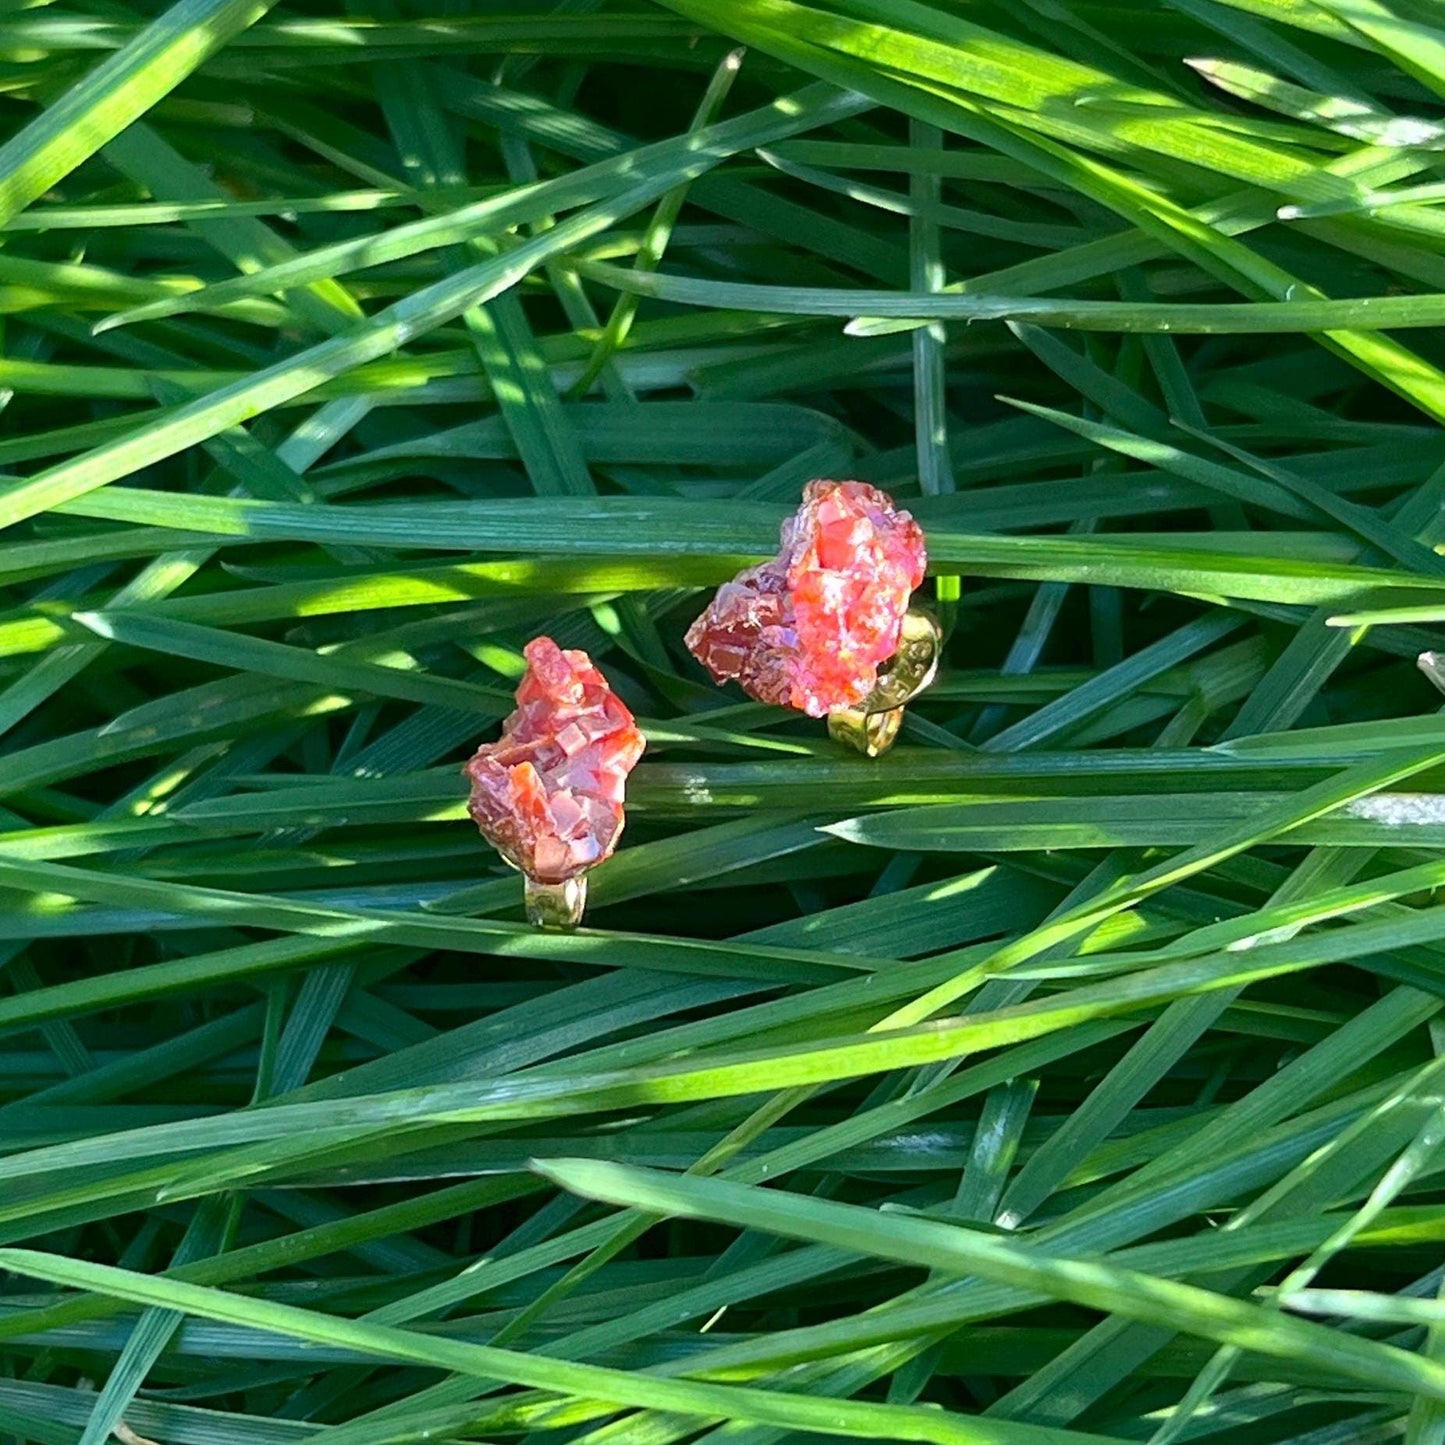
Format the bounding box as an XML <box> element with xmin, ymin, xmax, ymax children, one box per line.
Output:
<box><xmin>827</xmin><ymin>607</ymin><xmax>942</xmax><ymax>758</ymax></box>
<box><xmin>523</xmin><ymin>874</ymin><xmax>588</xmax><ymax>930</ymax></box>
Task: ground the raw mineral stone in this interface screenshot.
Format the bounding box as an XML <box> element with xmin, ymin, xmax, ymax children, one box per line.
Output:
<box><xmin>464</xmin><ymin>637</ymin><xmax>645</xmax><ymax>883</ymax></box>
<box><xmin>685</xmin><ymin>480</ymin><xmax>927</xmax><ymax>716</ymax></box>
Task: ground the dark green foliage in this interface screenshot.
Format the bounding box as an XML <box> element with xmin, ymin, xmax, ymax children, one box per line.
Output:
<box><xmin>4</xmin><ymin>1</ymin><xmax>1445</xmax><ymax>1441</ymax></box>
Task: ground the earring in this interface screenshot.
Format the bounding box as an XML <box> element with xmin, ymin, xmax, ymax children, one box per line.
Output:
<box><xmin>463</xmin><ymin>637</ymin><xmax>644</xmax><ymax>930</ymax></box>
<box><xmin>824</xmin><ymin>606</ymin><xmax>942</xmax><ymax>757</ymax></box>
<box><xmin>686</xmin><ymin>480</ymin><xmax>938</xmax><ymax>756</ymax></box>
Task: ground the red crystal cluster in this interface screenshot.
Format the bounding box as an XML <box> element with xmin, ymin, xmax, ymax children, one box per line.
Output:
<box><xmin>685</xmin><ymin>480</ymin><xmax>927</xmax><ymax>717</ymax></box>
<box><xmin>464</xmin><ymin>637</ymin><xmax>645</xmax><ymax>884</ymax></box>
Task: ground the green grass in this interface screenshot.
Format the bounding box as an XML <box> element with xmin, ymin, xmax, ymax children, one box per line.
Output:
<box><xmin>9</xmin><ymin>0</ymin><xmax>1445</xmax><ymax>1441</ymax></box>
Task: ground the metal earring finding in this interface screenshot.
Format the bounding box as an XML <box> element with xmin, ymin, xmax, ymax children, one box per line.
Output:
<box><xmin>826</xmin><ymin>607</ymin><xmax>942</xmax><ymax>757</ymax></box>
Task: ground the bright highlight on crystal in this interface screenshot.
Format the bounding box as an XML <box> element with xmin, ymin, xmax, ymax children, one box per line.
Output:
<box><xmin>685</xmin><ymin>480</ymin><xmax>928</xmax><ymax>717</ymax></box>
<box><xmin>464</xmin><ymin>637</ymin><xmax>645</xmax><ymax>886</ymax></box>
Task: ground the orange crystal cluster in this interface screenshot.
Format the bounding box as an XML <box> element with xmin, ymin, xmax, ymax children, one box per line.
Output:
<box><xmin>463</xmin><ymin>637</ymin><xmax>645</xmax><ymax>884</ymax></box>
<box><xmin>685</xmin><ymin>480</ymin><xmax>927</xmax><ymax>717</ymax></box>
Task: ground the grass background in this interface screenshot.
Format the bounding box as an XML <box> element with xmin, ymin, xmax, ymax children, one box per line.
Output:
<box><xmin>8</xmin><ymin>0</ymin><xmax>1445</xmax><ymax>1440</ymax></box>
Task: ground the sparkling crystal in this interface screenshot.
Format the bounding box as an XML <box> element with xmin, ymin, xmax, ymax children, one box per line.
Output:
<box><xmin>685</xmin><ymin>480</ymin><xmax>927</xmax><ymax>717</ymax></box>
<box><xmin>464</xmin><ymin>637</ymin><xmax>645</xmax><ymax>884</ymax></box>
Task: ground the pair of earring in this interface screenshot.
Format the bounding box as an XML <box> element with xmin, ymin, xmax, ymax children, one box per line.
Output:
<box><xmin>464</xmin><ymin>481</ymin><xmax>942</xmax><ymax>930</ymax></box>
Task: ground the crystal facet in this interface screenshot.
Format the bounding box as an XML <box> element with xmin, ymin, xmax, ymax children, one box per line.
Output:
<box><xmin>464</xmin><ymin>637</ymin><xmax>645</xmax><ymax>885</ymax></box>
<box><xmin>686</xmin><ymin>480</ymin><xmax>928</xmax><ymax>717</ymax></box>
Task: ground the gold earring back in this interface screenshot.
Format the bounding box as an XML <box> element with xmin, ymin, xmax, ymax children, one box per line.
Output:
<box><xmin>826</xmin><ymin>608</ymin><xmax>942</xmax><ymax>758</ymax></box>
